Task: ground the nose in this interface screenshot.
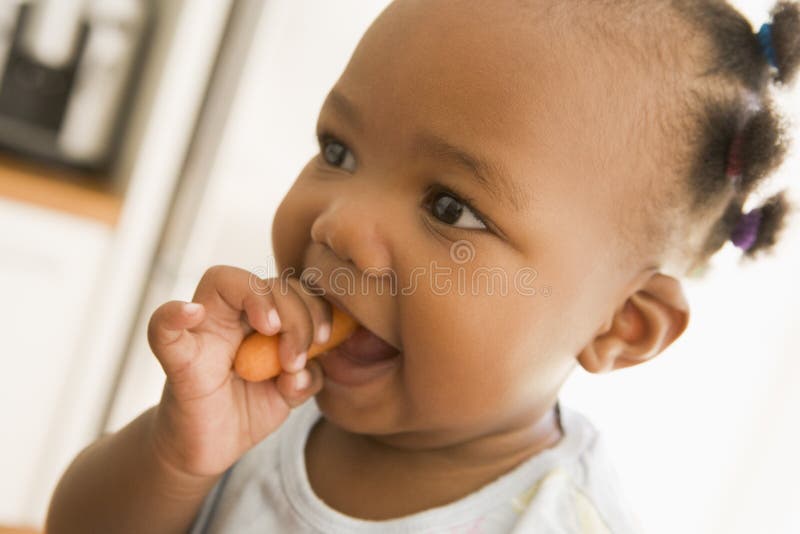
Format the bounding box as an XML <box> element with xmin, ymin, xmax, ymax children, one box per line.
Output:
<box><xmin>309</xmin><ymin>192</ymin><xmax>392</xmax><ymax>274</ymax></box>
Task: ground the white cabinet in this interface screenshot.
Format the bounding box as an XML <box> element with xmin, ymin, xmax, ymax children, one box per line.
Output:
<box><xmin>0</xmin><ymin>200</ymin><xmax>111</xmax><ymax>521</ymax></box>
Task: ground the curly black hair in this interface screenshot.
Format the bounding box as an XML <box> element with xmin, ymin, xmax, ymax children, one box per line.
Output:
<box><xmin>535</xmin><ymin>0</ymin><xmax>799</xmax><ymax>278</ymax></box>
<box><xmin>673</xmin><ymin>0</ymin><xmax>799</xmax><ymax>275</ymax></box>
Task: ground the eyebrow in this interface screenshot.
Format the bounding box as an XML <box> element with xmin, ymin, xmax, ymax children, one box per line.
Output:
<box><xmin>322</xmin><ymin>89</ymin><xmax>529</xmax><ymax>212</ymax></box>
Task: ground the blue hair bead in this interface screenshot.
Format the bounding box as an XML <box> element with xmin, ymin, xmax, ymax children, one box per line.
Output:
<box><xmin>758</xmin><ymin>23</ymin><xmax>779</xmax><ymax>69</ymax></box>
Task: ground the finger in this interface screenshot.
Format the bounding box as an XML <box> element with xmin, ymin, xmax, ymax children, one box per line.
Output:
<box><xmin>193</xmin><ymin>265</ymin><xmax>277</xmax><ymax>334</ymax></box>
<box><xmin>242</xmin><ymin>287</ymin><xmax>282</xmax><ymax>337</ymax></box>
<box><xmin>273</xmin><ymin>282</ymin><xmax>316</xmax><ymax>374</ymax></box>
<box><xmin>304</xmin><ymin>358</ymin><xmax>325</xmax><ymax>396</ymax></box>
<box><xmin>275</xmin><ymin>369</ymin><xmax>311</xmax><ymax>409</ymax></box>
<box><xmin>147</xmin><ymin>300</ymin><xmax>205</xmax><ymax>375</ymax></box>
<box><xmin>274</xmin><ymin>359</ymin><xmax>324</xmax><ymax>409</ymax></box>
<box><xmin>292</xmin><ymin>275</ymin><xmax>333</xmax><ymax>345</ymax></box>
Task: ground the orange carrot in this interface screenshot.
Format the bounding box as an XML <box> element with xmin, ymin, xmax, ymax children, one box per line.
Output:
<box><xmin>234</xmin><ymin>305</ymin><xmax>358</xmax><ymax>381</ymax></box>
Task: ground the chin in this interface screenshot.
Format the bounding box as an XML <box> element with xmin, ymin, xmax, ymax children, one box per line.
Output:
<box><xmin>313</xmin><ymin>384</ymin><xmax>405</xmax><ymax>436</ymax></box>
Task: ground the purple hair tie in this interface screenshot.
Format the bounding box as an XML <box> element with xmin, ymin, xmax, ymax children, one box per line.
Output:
<box><xmin>731</xmin><ymin>208</ymin><xmax>763</xmax><ymax>251</ymax></box>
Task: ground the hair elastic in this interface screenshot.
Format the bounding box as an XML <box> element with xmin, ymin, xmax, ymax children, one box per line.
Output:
<box><xmin>731</xmin><ymin>207</ymin><xmax>763</xmax><ymax>251</ymax></box>
<box><xmin>726</xmin><ymin>132</ymin><xmax>764</xmax><ymax>252</ymax></box>
<box><xmin>726</xmin><ymin>90</ymin><xmax>761</xmax><ymax>185</ymax></box>
<box><xmin>725</xmin><ymin>88</ymin><xmax>766</xmax><ymax>251</ymax></box>
<box><xmin>757</xmin><ymin>23</ymin><xmax>779</xmax><ymax>69</ymax></box>
<box><xmin>725</xmin><ymin>131</ymin><xmax>744</xmax><ymax>187</ymax></box>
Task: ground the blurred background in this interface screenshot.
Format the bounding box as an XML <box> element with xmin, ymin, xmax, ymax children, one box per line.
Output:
<box><xmin>0</xmin><ymin>0</ymin><xmax>797</xmax><ymax>533</ymax></box>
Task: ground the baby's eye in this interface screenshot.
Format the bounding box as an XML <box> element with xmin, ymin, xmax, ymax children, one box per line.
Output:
<box><xmin>319</xmin><ymin>135</ymin><xmax>356</xmax><ymax>172</ymax></box>
<box><xmin>427</xmin><ymin>190</ymin><xmax>487</xmax><ymax>230</ymax></box>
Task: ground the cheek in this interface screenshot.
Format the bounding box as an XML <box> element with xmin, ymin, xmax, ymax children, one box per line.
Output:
<box><xmin>271</xmin><ymin>165</ymin><xmax>318</xmax><ymax>272</ymax></box>
<box><xmin>400</xmin><ymin>287</ymin><xmax>546</xmax><ymax>422</ymax></box>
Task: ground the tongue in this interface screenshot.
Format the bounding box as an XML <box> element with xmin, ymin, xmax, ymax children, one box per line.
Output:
<box><xmin>337</xmin><ymin>325</ymin><xmax>399</xmax><ymax>364</ymax></box>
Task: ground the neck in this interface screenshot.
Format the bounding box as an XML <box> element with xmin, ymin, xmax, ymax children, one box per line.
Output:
<box><xmin>305</xmin><ymin>403</ymin><xmax>564</xmax><ymax>519</ymax></box>
<box><xmin>361</xmin><ymin>404</ymin><xmax>563</xmax><ymax>474</ymax></box>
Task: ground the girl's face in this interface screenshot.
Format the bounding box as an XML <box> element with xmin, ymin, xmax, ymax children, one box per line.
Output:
<box><xmin>272</xmin><ymin>0</ymin><xmax>658</xmax><ymax>447</ymax></box>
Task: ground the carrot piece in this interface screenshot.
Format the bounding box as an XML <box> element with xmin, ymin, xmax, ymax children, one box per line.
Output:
<box><xmin>233</xmin><ymin>305</ymin><xmax>358</xmax><ymax>382</ymax></box>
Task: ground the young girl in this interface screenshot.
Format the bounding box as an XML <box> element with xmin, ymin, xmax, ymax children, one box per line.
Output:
<box><xmin>46</xmin><ymin>1</ymin><xmax>800</xmax><ymax>532</ymax></box>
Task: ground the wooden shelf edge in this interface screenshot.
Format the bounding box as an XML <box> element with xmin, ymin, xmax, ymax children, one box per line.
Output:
<box><xmin>0</xmin><ymin>155</ymin><xmax>122</xmax><ymax>227</ymax></box>
<box><xmin>0</xmin><ymin>527</ymin><xmax>41</xmax><ymax>534</ymax></box>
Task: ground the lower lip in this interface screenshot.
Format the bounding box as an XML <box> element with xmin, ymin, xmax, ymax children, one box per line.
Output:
<box><xmin>318</xmin><ymin>341</ymin><xmax>401</xmax><ymax>387</ymax></box>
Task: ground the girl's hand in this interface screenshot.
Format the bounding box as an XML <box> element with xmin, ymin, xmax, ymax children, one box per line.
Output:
<box><xmin>146</xmin><ymin>265</ymin><xmax>331</xmax><ymax>478</ymax></box>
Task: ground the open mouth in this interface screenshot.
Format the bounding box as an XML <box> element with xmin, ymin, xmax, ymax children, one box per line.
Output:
<box><xmin>299</xmin><ymin>269</ymin><xmax>402</xmax><ymax>386</ymax></box>
<box><xmin>314</xmin><ymin>288</ymin><xmax>401</xmax><ymax>356</ymax></box>
<box><xmin>317</xmin><ymin>315</ymin><xmax>402</xmax><ymax>387</ymax></box>
<box><xmin>335</xmin><ymin>323</ymin><xmax>401</xmax><ymax>365</ymax></box>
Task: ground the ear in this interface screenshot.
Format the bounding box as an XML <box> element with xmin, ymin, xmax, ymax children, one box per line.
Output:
<box><xmin>577</xmin><ymin>272</ymin><xmax>690</xmax><ymax>374</ymax></box>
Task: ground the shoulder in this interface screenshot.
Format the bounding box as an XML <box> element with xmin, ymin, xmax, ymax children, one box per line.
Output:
<box><xmin>515</xmin><ymin>404</ymin><xmax>645</xmax><ymax>534</ymax></box>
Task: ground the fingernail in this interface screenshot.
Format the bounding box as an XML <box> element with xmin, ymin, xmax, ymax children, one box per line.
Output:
<box><xmin>184</xmin><ymin>302</ymin><xmax>201</xmax><ymax>315</ymax></box>
<box><xmin>294</xmin><ymin>351</ymin><xmax>307</xmax><ymax>372</ymax></box>
<box><xmin>316</xmin><ymin>323</ymin><xmax>330</xmax><ymax>344</ymax></box>
<box><xmin>295</xmin><ymin>370</ymin><xmax>311</xmax><ymax>390</ymax></box>
<box><xmin>267</xmin><ymin>308</ymin><xmax>281</xmax><ymax>330</ymax></box>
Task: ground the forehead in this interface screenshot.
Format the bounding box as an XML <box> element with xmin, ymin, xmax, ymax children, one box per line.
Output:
<box><xmin>335</xmin><ymin>1</ymin><xmax>561</xmax><ymax>151</ymax></box>
<box><xmin>335</xmin><ymin>1</ymin><xmax>640</xmax><ymax>172</ymax></box>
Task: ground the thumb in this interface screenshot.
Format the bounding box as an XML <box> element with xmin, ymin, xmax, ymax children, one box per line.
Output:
<box><xmin>147</xmin><ymin>300</ymin><xmax>205</xmax><ymax>376</ymax></box>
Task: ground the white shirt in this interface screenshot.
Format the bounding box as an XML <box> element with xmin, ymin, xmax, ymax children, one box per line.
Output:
<box><xmin>190</xmin><ymin>399</ymin><xmax>643</xmax><ymax>533</ymax></box>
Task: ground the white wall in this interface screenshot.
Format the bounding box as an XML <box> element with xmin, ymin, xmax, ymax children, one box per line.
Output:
<box><xmin>107</xmin><ymin>2</ymin><xmax>800</xmax><ymax>534</ymax></box>
<box><xmin>560</xmin><ymin>4</ymin><xmax>800</xmax><ymax>533</ymax></box>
